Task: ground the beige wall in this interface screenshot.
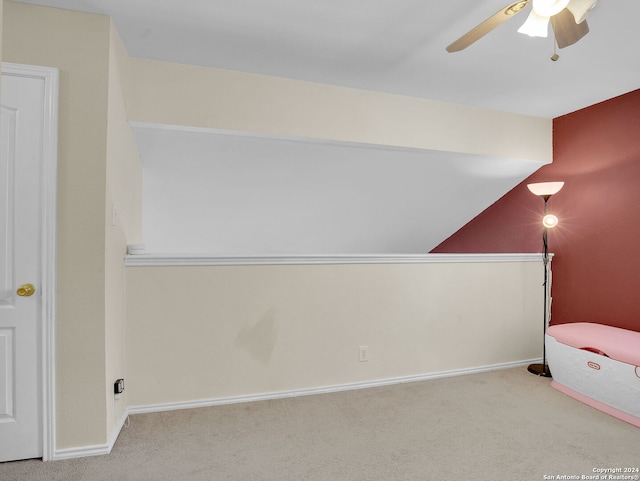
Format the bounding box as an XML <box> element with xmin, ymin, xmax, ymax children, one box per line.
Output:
<box><xmin>104</xmin><ymin>21</ymin><xmax>143</xmax><ymax>438</ymax></box>
<box><xmin>127</xmin><ymin>59</ymin><xmax>552</xmax><ymax>163</ymax></box>
<box><xmin>126</xmin><ymin>261</ymin><xmax>542</xmax><ymax>408</ymax></box>
<box><xmin>4</xmin><ymin>2</ymin><xmax>143</xmax><ymax>451</ymax></box>
<box><xmin>3</xmin><ymin>1</ymin><xmax>111</xmax><ymax>449</ymax></box>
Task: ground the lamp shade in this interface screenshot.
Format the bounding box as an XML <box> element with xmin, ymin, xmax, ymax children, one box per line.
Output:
<box><xmin>517</xmin><ymin>10</ymin><xmax>550</xmax><ymax>37</ymax></box>
<box><xmin>567</xmin><ymin>0</ymin><xmax>598</xmax><ymax>23</ymax></box>
<box><xmin>527</xmin><ymin>181</ymin><xmax>564</xmax><ymax>196</ymax></box>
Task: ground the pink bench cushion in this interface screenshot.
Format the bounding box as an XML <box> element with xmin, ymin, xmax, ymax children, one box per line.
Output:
<box><xmin>547</xmin><ymin>322</ymin><xmax>640</xmax><ymax>367</ymax></box>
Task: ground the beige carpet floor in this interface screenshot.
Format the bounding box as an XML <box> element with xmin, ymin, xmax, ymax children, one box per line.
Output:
<box><xmin>1</xmin><ymin>367</ymin><xmax>639</xmax><ymax>480</ymax></box>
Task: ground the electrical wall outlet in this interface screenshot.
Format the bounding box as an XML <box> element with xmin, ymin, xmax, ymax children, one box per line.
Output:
<box><xmin>114</xmin><ymin>378</ymin><xmax>125</xmax><ymax>395</ymax></box>
<box><xmin>359</xmin><ymin>345</ymin><xmax>369</xmax><ymax>362</ymax></box>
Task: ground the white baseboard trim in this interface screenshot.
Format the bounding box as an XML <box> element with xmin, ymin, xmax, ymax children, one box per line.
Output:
<box><xmin>128</xmin><ymin>359</ymin><xmax>540</xmax><ymax>416</ymax></box>
<box><xmin>53</xmin><ymin>444</ymin><xmax>111</xmax><ymax>461</ymax></box>
<box><xmin>52</xmin><ymin>411</ymin><xmax>129</xmax><ymax>461</ymax></box>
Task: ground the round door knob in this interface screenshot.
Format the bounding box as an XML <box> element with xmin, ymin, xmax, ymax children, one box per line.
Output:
<box><xmin>17</xmin><ymin>283</ymin><xmax>36</xmax><ymax>297</ymax></box>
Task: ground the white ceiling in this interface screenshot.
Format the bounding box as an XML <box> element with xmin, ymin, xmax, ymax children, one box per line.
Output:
<box><xmin>14</xmin><ymin>0</ymin><xmax>640</xmax><ymax>118</ymax></box>
<box><xmin>10</xmin><ymin>0</ymin><xmax>640</xmax><ymax>253</ymax></box>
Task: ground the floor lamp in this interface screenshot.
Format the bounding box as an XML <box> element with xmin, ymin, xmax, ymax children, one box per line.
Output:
<box><xmin>526</xmin><ymin>181</ymin><xmax>564</xmax><ymax>377</ymax></box>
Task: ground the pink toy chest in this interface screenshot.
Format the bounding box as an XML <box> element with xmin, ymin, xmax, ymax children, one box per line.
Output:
<box><xmin>545</xmin><ymin>322</ymin><xmax>640</xmax><ymax>427</ymax></box>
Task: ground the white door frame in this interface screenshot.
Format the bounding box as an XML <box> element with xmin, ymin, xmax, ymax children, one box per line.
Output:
<box><xmin>2</xmin><ymin>62</ymin><xmax>58</xmax><ymax>461</ymax></box>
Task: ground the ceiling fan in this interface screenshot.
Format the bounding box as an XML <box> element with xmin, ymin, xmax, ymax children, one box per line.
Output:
<box><xmin>446</xmin><ymin>0</ymin><xmax>598</xmax><ymax>53</ymax></box>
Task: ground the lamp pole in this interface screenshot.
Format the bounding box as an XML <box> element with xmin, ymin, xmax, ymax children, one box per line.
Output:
<box><xmin>528</xmin><ymin>197</ymin><xmax>553</xmax><ymax>377</ymax></box>
<box><xmin>526</xmin><ymin>182</ymin><xmax>563</xmax><ymax>377</ymax></box>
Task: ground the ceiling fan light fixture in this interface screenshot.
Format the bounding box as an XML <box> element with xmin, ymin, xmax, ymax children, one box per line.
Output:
<box><xmin>567</xmin><ymin>0</ymin><xmax>598</xmax><ymax>23</ymax></box>
<box><xmin>532</xmin><ymin>0</ymin><xmax>571</xmax><ymax>16</ymax></box>
<box><xmin>518</xmin><ymin>10</ymin><xmax>550</xmax><ymax>37</ymax></box>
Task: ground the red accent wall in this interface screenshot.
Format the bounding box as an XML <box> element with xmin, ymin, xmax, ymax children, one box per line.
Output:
<box><xmin>432</xmin><ymin>88</ymin><xmax>640</xmax><ymax>333</ymax></box>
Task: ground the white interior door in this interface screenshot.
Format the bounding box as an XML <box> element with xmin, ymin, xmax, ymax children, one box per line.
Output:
<box><xmin>0</xmin><ymin>69</ymin><xmax>48</xmax><ymax>462</ymax></box>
